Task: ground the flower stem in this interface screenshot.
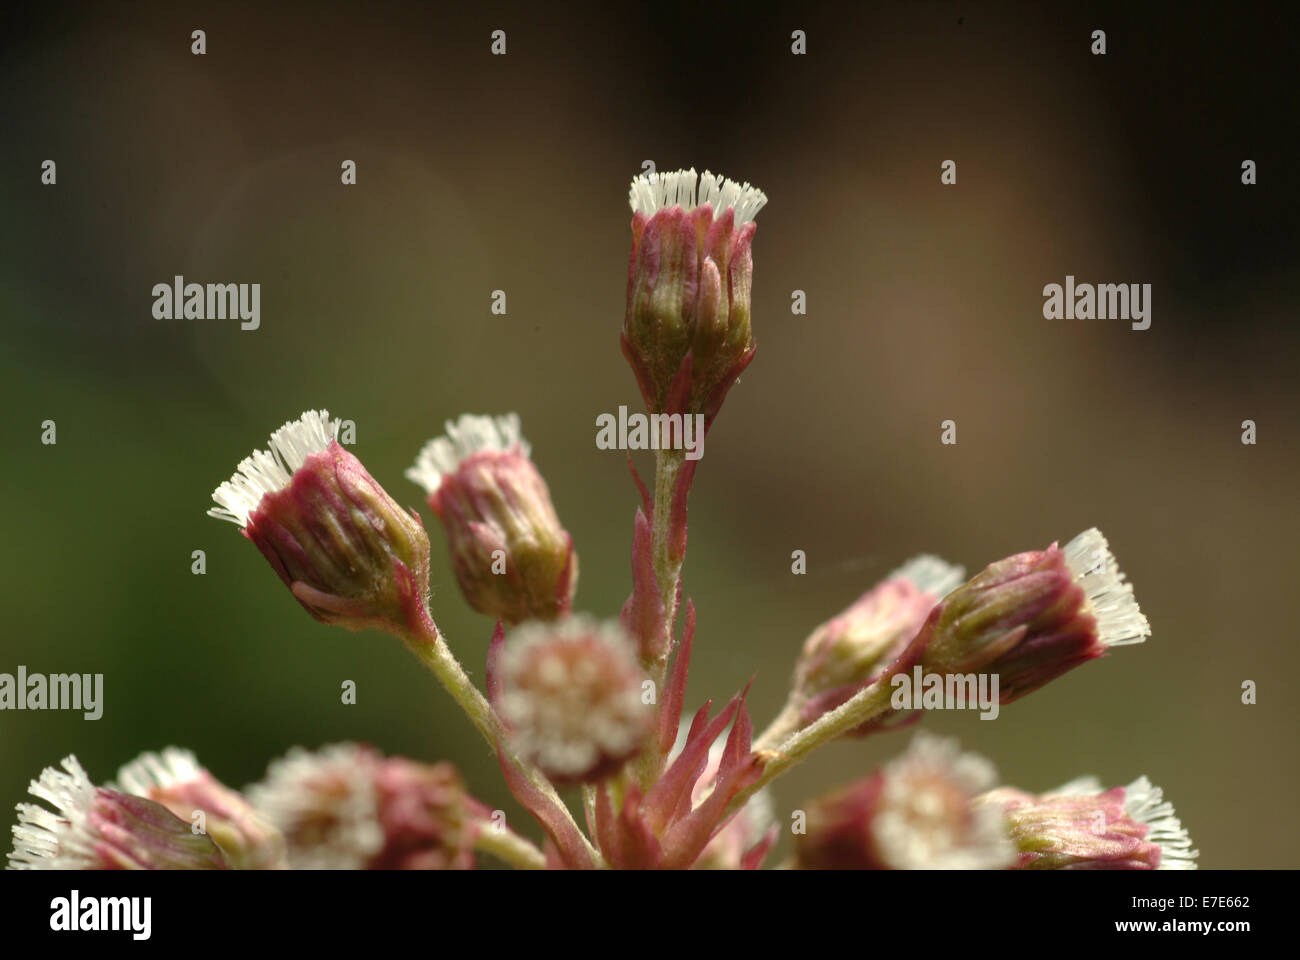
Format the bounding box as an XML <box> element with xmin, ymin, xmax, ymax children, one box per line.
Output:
<box><xmin>398</xmin><ymin>610</ymin><xmax>602</xmax><ymax>866</ymax></box>
<box><xmin>474</xmin><ymin>822</ymin><xmax>548</xmax><ymax>870</ymax></box>
<box><xmin>753</xmin><ymin>701</ymin><xmax>804</xmax><ymax>754</ymax></box>
<box><xmin>725</xmin><ymin>673</ymin><xmax>898</xmax><ymax>818</ymax></box>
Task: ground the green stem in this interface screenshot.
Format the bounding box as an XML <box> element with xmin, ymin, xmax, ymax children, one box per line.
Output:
<box><xmin>752</xmin><ymin>701</ymin><xmax>804</xmax><ymax>755</ymax></box>
<box><xmin>725</xmin><ymin>673</ymin><xmax>897</xmax><ymax>818</ymax></box>
<box><xmin>400</xmin><ymin>615</ymin><xmax>602</xmax><ymax>867</ymax></box>
<box><xmin>474</xmin><ymin>821</ymin><xmax>548</xmax><ymax>870</ymax></box>
<box><xmin>634</xmin><ymin>447</ymin><xmax>687</xmax><ymax>789</ymax></box>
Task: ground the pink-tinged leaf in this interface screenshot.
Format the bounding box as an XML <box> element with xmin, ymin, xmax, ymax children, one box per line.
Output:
<box><xmin>556</xmin><ymin>534</ymin><xmax>576</xmax><ymax>616</ymax></box>
<box><xmin>626</xmin><ymin>452</ymin><xmax>652</xmax><ymax>517</ymax></box>
<box><xmin>702</xmin><ymin>344</ymin><xmax>756</xmax><ymax>432</ymax></box>
<box><xmin>741</xmin><ymin>825</ymin><xmax>780</xmax><ymax>870</ymax></box>
<box><xmin>645</xmin><ymin>699</ymin><xmax>712</xmax><ymax>830</ymax></box>
<box><xmin>648</xmin><ymin>694</ymin><xmax>743</xmax><ymax>831</ymax></box>
<box><xmin>622</xmin><ymin>507</ymin><xmax>667</xmax><ymax>663</ymax></box>
<box><xmin>619</xmin><ymin>331</ymin><xmax>658</xmax><ymax>414</ymax></box>
<box><xmin>496</xmin><ymin>748</ymin><xmax>593</xmax><ymax>870</ymax></box>
<box><xmin>668</xmin><ymin>456</ymin><xmax>697</xmax><ymax>568</ymax></box>
<box><xmin>665</xmin><ymin>352</ymin><xmax>695</xmax><ymax>418</ymax></box>
<box><xmin>616</xmin><ymin>786</ymin><xmax>662</xmax><ymax>870</ymax></box>
<box><xmin>594</xmin><ymin>783</ymin><xmax>621</xmax><ymax>866</ymax></box>
<box><xmin>657</xmin><ymin>599</ymin><xmax>696</xmax><ymax>753</ymax></box>
<box><xmin>661</xmin><ymin>692</ymin><xmax>764</xmax><ymax>869</ymax></box>
<box><xmin>486</xmin><ymin>620</ymin><xmax>506</xmax><ymax>709</ymax></box>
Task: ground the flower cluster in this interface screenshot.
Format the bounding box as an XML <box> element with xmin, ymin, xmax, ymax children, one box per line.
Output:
<box><xmin>8</xmin><ymin>168</ymin><xmax>1197</xmax><ymax>870</ymax></box>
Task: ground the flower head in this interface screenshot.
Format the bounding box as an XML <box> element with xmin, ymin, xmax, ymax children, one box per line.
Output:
<box><xmin>407</xmin><ymin>413</ymin><xmax>577</xmax><ymax>625</ymax></box>
<box><xmin>246</xmin><ymin>743</ymin><xmax>487</xmax><ymax>870</ymax></box>
<box><xmin>499</xmin><ymin>616</ymin><xmax>652</xmax><ymax>784</ymax></box>
<box><xmin>623</xmin><ymin>168</ymin><xmax>766</xmax><ymax>424</ymax></box>
<box><xmin>115</xmin><ymin>748</ymin><xmax>286</xmax><ymax>869</ymax></box>
<box><xmin>911</xmin><ymin>528</ymin><xmax>1150</xmax><ymax>703</ymax></box>
<box><xmin>792</xmin><ymin>555</ymin><xmax>964</xmax><ymax>717</ymax></box>
<box><xmin>796</xmin><ymin>733</ymin><xmax>1016</xmax><ymax>869</ymax></box>
<box><xmin>978</xmin><ymin>775</ymin><xmax>1199</xmax><ymax>869</ymax></box>
<box><xmin>8</xmin><ymin>755</ymin><xmax>229</xmax><ymax>870</ymax></box>
<box><xmin>209</xmin><ymin>410</ymin><xmax>432</xmax><ymax>634</ymax></box>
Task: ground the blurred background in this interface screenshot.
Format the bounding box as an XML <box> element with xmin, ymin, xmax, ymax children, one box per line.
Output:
<box><xmin>1</xmin><ymin>1</ymin><xmax>1296</xmax><ymax>868</ymax></box>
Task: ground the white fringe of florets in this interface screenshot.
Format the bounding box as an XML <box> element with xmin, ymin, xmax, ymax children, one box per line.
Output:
<box><xmin>1123</xmin><ymin>776</ymin><xmax>1200</xmax><ymax>870</ymax></box>
<box><xmin>406</xmin><ymin>412</ymin><xmax>529</xmax><ymax>495</ymax></box>
<box><xmin>629</xmin><ymin>168</ymin><xmax>768</xmax><ymax>226</ymax></box>
<box><xmin>1063</xmin><ymin>528</ymin><xmax>1151</xmax><ymax>647</ymax></box>
<box><xmin>7</xmin><ymin>755</ymin><xmax>99</xmax><ymax>870</ymax></box>
<box><xmin>891</xmin><ymin>554</ymin><xmax>966</xmax><ymax>599</ymax></box>
<box><xmin>209</xmin><ymin>410</ymin><xmax>341</xmax><ymax>526</ymax></box>
<box><xmin>871</xmin><ymin>733</ymin><xmax>1017</xmax><ymax>870</ymax></box>
<box><xmin>245</xmin><ymin>743</ymin><xmax>383</xmax><ymax>870</ymax></box>
<box><xmin>115</xmin><ymin>747</ymin><xmax>203</xmax><ymax>797</ymax></box>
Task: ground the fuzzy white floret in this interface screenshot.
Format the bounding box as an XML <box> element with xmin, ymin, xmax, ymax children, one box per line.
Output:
<box><xmin>209</xmin><ymin>410</ymin><xmax>341</xmax><ymax>526</ymax></box>
<box><xmin>628</xmin><ymin>167</ymin><xmax>767</xmax><ymax>225</ymax></box>
<box><xmin>406</xmin><ymin>412</ymin><xmax>529</xmax><ymax>495</ymax></box>
<box><xmin>1064</xmin><ymin>528</ymin><xmax>1151</xmax><ymax>646</ymax></box>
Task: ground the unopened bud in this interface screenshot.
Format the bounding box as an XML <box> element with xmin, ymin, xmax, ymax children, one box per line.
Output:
<box><xmin>8</xmin><ymin>755</ymin><xmax>229</xmax><ymax>869</ymax></box>
<box><xmin>209</xmin><ymin>410</ymin><xmax>432</xmax><ymax>634</ymax></box>
<box><xmin>407</xmin><ymin>413</ymin><xmax>577</xmax><ymax>625</ymax></box>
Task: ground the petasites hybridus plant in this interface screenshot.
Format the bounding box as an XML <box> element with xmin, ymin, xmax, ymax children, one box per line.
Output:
<box><xmin>7</xmin><ymin>168</ymin><xmax>1196</xmax><ymax>871</ymax></box>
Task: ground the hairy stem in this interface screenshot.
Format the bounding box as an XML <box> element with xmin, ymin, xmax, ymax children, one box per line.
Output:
<box><xmin>635</xmin><ymin>447</ymin><xmax>687</xmax><ymax>789</ymax></box>
<box><xmin>725</xmin><ymin>674</ymin><xmax>897</xmax><ymax>818</ymax></box>
<box><xmin>399</xmin><ymin>611</ymin><xmax>601</xmax><ymax>866</ymax></box>
<box><xmin>753</xmin><ymin>701</ymin><xmax>804</xmax><ymax>754</ymax></box>
<box><xmin>474</xmin><ymin>821</ymin><xmax>548</xmax><ymax>870</ymax></box>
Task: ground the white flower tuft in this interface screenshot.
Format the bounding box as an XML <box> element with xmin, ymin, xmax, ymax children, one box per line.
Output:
<box><xmin>7</xmin><ymin>755</ymin><xmax>100</xmax><ymax>870</ymax></box>
<box><xmin>1063</xmin><ymin>528</ymin><xmax>1151</xmax><ymax>647</ymax></box>
<box><xmin>891</xmin><ymin>554</ymin><xmax>966</xmax><ymax>599</ymax></box>
<box><xmin>114</xmin><ymin>747</ymin><xmax>203</xmax><ymax>798</ymax></box>
<box><xmin>1124</xmin><ymin>776</ymin><xmax>1199</xmax><ymax>870</ymax></box>
<box><xmin>208</xmin><ymin>410</ymin><xmax>341</xmax><ymax>527</ymax></box>
<box><xmin>245</xmin><ymin>743</ymin><xmax>383</xmax><ymax>870</ymax></box>
<box><xmin>871</xmin><ymin>733</ymin><xmax>1017</xmax><ymax>870</ymax></box>
<box><xmin>406</xmin><ymin>412</ymin><xmax>529</xmax><ymax>495</ymax></box>
<box><xmin>499</xmin><ymin>616</ymin><xmax>645</xmax><ymax>780</ymax></box>
<box><xmin>628</xmin><ymin>167</ymin><xmax>767</xmax><ymax>226</ymax></box>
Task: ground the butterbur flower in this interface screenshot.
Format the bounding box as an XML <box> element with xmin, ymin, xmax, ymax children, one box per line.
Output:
<box><xmin>790</xmin><ymin>555</ymin><xmax>965</xmax><ymax>721</ymax></box>
<box><xmin>910</xmin><ymin>528</ymin><xmax>1150</xmax><ymax>703</ymax></box>
<box><xmin>247</xmin><ymin>743</ymin><xmax>487</xmax><ymax>870</ymax></box>
<box><xmin>115</xmin><ymin>747</ymin><xmax>286</xmax><ymax>869</ymax></box>
<box><xmin>498</xmin><ymin>616</ymin><xmax>652</xmax><ymax>784</ymax></box>
<box><xmin>407</xmin><ymin>413</ymin><xmax>577</xmax><ymax>625</ymax></box>
<box><xmin>624</xmin><ymin>168</ymin><xmax>766</xmax><ymax>424</ymax></box>
<box><xmin>8</xmin><ymin>755</ymin><xmax>228</xmax><ymax>870</ymax></box>
<box><xmin>209</xmin><ymin>409</ymin><xmax>432</xmax><ymax>634</ymax></box>
<box><xmin>978</xmin><ymin>776</ymin><xmax>1199</xmax><ymax>869</ymax></box>
<box><xmin>796</xmin><ymin>733</ymin><xmax>1016</xmax><ymax>869</ymax></box>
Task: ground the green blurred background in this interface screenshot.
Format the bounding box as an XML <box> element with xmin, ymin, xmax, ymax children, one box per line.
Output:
<box><xmin>1</xmin><ymin>1</ymin><xmax>1296</xmax><ymax>867</ymax></box>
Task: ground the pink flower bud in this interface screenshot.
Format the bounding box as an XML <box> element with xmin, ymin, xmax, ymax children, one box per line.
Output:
<box><xmin>407</xmin><ymin>414</ymin><xmax>577</xmax><ymax>625</ymax></box>
<box><xmin>623</xmin><ymin>169</ymin><xmax>766</xmax><ymax>423</ymax></box>
<box><xmin>498</xmin><ymin>616</ymin><xmax>652</xmax><ymax>785</ymax></box>
<box><xmin>912</xmin><ymin>528</ymin><xmax>1150</xmax><ymax>703</ymax></box>
<box><xmin>793</xmin><ymin>556</ymin><xmax>964</xmax><ymax>712</ymax></box>
<box><xmin>8</xmin><ymin>755</ymin><xmax>229</xmax><ymax>869</ymax></box>
<box><xmin>796</xmin><ymin>734</ymin><xmax>1016</xmax><ymax>870</ymax></box>
<box><xmin>115</xmin><ymin>748</ymin><xmax>286</xmax><ymax>870</ymax></box>
<box><xmin>978</xmin><ymin>776</ymin><xmax>1198</xmax><ymax>869</ymax></box>
<box><xmin>247</xmin><ymin>743</ymin><xmax>488</xmax><ymax>870</ymax></box>
<box><xmin>209</xmin><ymin>410</ymin><xmax>432</xmax><ymax>634</ymax></box>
